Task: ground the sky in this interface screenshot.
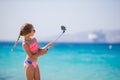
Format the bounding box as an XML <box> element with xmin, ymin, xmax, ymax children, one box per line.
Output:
<box><xmin>0</xmin><ymin>0</ymin><xmax>120</xmax><ymax>41</ymax></box>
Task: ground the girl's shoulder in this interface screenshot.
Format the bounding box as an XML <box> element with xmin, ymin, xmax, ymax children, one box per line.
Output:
<box><xmin>22</xmin><ymin>40</ymin><xmax>28</xmax><ymax>46</ymax></box>
<box><xmin>22</xmin><ymin>37</ymin><xmax>37</xmax><ymax>45</ymax></box>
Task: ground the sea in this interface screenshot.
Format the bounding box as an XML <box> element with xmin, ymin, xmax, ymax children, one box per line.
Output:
<box><xmin>0</xmin><ymin>41</ymin><xmax>120</xmax><ymax>80</ymax></box>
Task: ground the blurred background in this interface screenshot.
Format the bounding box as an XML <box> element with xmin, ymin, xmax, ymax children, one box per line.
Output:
<box><xmin>0</xmin><ymin>0</ymin><xmax>120</xmax><ymax>80</ymax></box>
<box><xmin>0</xmin><ymin>0</ymin><xmax>120</xmax><ymax>43</ymax></box>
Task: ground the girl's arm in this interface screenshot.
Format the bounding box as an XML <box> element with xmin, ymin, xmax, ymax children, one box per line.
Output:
<box><xmin>37</xmin><ymin>42</ymin><xmax>54</xmax><ymax>57</ymax></box>
<box><xmin>37</xmin><ymin>48</ymin><xmax>47</xmax><ymax>56</ymax></box>
<box><xmin>42</xmin><ymin>42</ymin><xmax>54</xmax><ymax>50</ymax></box>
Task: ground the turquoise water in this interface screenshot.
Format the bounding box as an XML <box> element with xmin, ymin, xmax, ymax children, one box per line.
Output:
<box><xmin>0</xmin><ymin>42</ymin><xmax>120</xmax><ymax>80</ymax></box>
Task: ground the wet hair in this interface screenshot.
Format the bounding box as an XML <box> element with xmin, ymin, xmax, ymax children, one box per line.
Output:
<box><xmin>12</xmin><ymin>23</ymin><xmax>34</xmax><ymax>51</ymax></box>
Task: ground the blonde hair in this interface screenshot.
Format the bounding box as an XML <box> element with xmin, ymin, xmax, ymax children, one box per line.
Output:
<box><xmin>11</xmin><ymin>23</ymin><xmax>34</xmax><ymax>51</ymax></box>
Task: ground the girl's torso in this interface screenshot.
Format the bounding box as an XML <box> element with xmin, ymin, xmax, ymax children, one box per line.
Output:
<box><xmin>22</xmin><ymin>37</ymin><xmax>39</xmax><ymax>61</ymax></box>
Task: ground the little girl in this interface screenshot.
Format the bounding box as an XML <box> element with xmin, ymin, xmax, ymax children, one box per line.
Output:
<box><xmin>12</xmin><ymin>23</ymin><xmax>54</xmax><ymax>80</ymax></box>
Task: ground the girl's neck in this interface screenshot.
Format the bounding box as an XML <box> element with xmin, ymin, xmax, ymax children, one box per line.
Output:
<box><xmin>24</xmin><ymin>36</ymin><xmax>31</xmax><ymax>41</ymax></box>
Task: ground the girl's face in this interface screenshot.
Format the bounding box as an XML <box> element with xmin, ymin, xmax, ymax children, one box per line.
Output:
<box><xmin>29</xmin><ymin>28</ymin><xmax>35</xmax><ymax>36</ymax></box>
<box><xmin>25</xmin><ymin>28</ymin><xmax>35</xmax><ymax>37</ymax></box>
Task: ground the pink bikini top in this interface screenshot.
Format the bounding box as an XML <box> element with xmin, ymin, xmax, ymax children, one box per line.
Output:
<box><xmin>23</xmin><ymin>38</ymin><xmax>39</xmax><ymax>54</ymax></box>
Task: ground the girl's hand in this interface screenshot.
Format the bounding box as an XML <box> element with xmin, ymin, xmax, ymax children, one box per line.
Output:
<box><xmin>37</xmin><ymin>42</ymin><xmax>54</xmax><ymax>57</ymax></box>
<box><xmin>37</xmin><ymin>49</ymin><xmax>47</xmax><ymax>56</ymax></box>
